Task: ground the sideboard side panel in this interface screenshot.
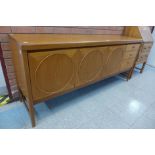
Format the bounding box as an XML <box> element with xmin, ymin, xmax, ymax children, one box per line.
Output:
<box><xmin>9</xmin><ymin>38</ymin><xmax>28</xmax><ymax>98</ymax></box>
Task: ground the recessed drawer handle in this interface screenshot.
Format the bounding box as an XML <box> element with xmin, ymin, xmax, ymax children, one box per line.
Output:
<box><xmin>132</xmin><ymin>46</ymin><xmax>135</xmax><ymax>48</ymax></box>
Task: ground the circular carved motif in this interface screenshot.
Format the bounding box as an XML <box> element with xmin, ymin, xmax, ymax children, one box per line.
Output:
<box><xmin>107</xmin><ymin>48</ymin><xmax>123</xmax><ymax>73</ymax></box>
<box><xmin>35</xmin><ymin>54</ymin><xmax>74</xmax><ymax>93</ymax></box>
<box><xmin>78</xmin><ymin>50</ymin><xmax>103</xmax><ymax>83</ymax></box>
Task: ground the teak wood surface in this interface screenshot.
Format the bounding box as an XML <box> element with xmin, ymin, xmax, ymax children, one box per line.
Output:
<box><xmin>9</xmin><ymin>29</ymin><xmax>144</xmax><ymax>127</ymax></box>
<box><xmin>9</xmin><ymin>34</ymin><xmax>142</xmax><ymax>50</ymax></box>
<box><xmin>138</xmin><ymin>27</ymin><xmax>153</xmax><ymax>73</ymax></box>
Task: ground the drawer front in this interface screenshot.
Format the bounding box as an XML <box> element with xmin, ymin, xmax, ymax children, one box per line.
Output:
<box><xmin>139</xmin><ymin>53</ymin><xmax>149</xmax><ymax>58</ymax></box>
<box><xmin>140</xmin><ymin>43</ymin><xmax>152</xmax><ymax>54</ymax></box>
<box><xmin>143</xmin><ymin>43</ymin><xmax>152</xmax><ymax>49</ymax></box>
<box><xmin>120</xmin><ymin>58</ymin><xmax>135</xmax><ymax>71</ymax></box>
<box><xmin>126</xmin><ymin>44</ymin><xmax>140</xmax><ymax>51</ymax></box>
<box><xmin>141</xmin><ymin>48</ymin><xmax>150</xmax><ymax>54</ymax></box>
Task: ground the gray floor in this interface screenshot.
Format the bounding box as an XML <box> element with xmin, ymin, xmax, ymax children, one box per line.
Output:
<box><xmin>0</xmin><ymin>65</ymin><xmax>155</xmax><ymax>129</ymax></box>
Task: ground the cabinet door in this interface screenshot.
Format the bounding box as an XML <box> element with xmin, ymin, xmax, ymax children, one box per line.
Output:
<box><xmin>75</xmin><ymin>47</ymin><xmax>110</xmax><ymax>87</ymax></box>
<box><xmin>103</xmin><ymin>46</ymin><xmax>125</xmax><ymax>76</ymax></box>
<box><xmin>28</xmin><ymin>49</ymin><xmax>76</xmax><ymax>101</ymax></box>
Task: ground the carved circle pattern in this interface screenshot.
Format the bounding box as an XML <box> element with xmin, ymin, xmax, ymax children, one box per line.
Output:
<box><xmin>107</xmin><ymin>48</ymin><xmax>123</xmax><ymax>73</ymax></box>
<box><xmin>78</xmin><ymin>50</ymin><xmax>103</xmax><ymax>83</ymax></box>
<box><xmin>35</xmin><ymin>54</ymin><xmax>74</xmax><ymax>93</ymax></box>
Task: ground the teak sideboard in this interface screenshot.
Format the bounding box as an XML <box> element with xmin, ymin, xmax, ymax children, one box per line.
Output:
<box><xmin>9</xmin><ymin>27</ymin><xmax>145</xmax><ymax>127</ymax></box>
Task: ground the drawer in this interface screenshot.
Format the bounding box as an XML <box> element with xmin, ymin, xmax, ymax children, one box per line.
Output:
<box><xmin>136</xmin><ymin>55</ymin><xmax>148</xmax><ymax>64</ymax></box>
<box><xmin>139</xmin><ymin>54</ymin><xmax>148</xmax><ymax>60</ymax></box>
<box><xmin>120</xmin><ymin>58</ymin><xmax>135</xmax><ymax>71</ymax></box>
<box><xmin>143</xmin><ymin>43</ymin><xmax>152</xmax><ymax>49</ymax></box>
<box><xmin>123</xmin><ymin>51</ymin><xmax>138</xmax><ymax>59</ymax></box>
<box><xmin>141</xmin><ymin>43</ymin><xmax>152</xmax><ymax>54</ymax></box>
<box><xmin>126</xmin><ymin>44</ymin><xmax>140</xmax><ymax>51</ymax></box>
<box><xmin>141</xmin><ymin>48</ymin><xmax>150</xmax><ymax>54</ymax></box>
<box><xmin>139</xmin><ymin>53</ymin><xmax>149</xmax><ymax>58</ymax></box>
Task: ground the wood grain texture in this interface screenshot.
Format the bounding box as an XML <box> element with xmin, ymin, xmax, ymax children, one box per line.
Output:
<box><xmin>105</xmin><ymin>46</ymin><xmax>124</xmax><ymax>75</ymax></box>
<box><xmin>121</xmin><ymin>58</ymin><xmax>135</xmax><ymax>71</ymax></box>
<box><xmin>123</xmin><ymin>26</ymin><xmax>142</xmax><ymax>38</ymax></box>
<box><xmin>35</xmin><ymin>54</ymin><xmax>74</xmax><ymax>93</ymax></box>
<box><xmin>9</xmin><ymin>38</ymin><xmax>28</xmax><ymax>98</ymax></box>
<box><xmin>136</xmin><ymin>27</ymin><xmax>153</xmax><ymax>66</ymax></box>
<box><xmin>136</xmin><ymin>43</ymin><xmax>153</xmax><ymax>64</ymax></box>
<box><xmin>139</xmin><ymin>26</ymin><xmax>153</xmax><ymax>43</ymax></box>
<box><xmin>28</xmin><ymin>49</ymin><xmax>76</xmax><ymax>101</ymax></box>
<box><xmin>28</xmin><ymin>45</ymin><xmax>140</xmax><ymax>102</ymax></box>
<box><xmin>75</xmin><ymin>47</ymin><xmax>108</xmax><ymax>87</ymax></box>
<box><xmin>9</xmin><ymin>34</ymin><xmax>142</xmax><ymax>51</ymax></box>
<box><xmin>123</xmin><ymin>26</ymin><xmax>153</xmax><ymax>75</ymax></box>
<box><xmin>78</xmin><ymin>49</ymin><xmax>103</xmax><ymax>82</ymax></box>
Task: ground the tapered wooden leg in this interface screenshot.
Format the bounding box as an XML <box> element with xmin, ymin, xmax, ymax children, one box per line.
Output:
<box><xmin>129</xmin><ymin>67</ymin><xmax>134</xmax><ymax>80</ymax></box>
<box><xmin>28</xmin><ymin>100</ymin><xmax>36</xmax><ymax>127</ymax></box>
<box><xmin>127</xmin><ymin>70</ymin><xmax>131</xmax><ymax>81</ymax></box>
<box><xmin>140</xmin><ymin>62</ymin><xmax>146</xmax><ymax>73</ymax></box>
<box><xmin>127</xmin><ymin>67</ymin><xmax>134</xmax><ymax>81</ymax></box>
<box><xmin>29</xmin><ymin>107</ymin><xmax>36</xmax><ymax>127</ymax></box>
<box><xmin>23</xmin><ymin>98</ymin><xmax>36</xmax><ymax>127</ymax></box>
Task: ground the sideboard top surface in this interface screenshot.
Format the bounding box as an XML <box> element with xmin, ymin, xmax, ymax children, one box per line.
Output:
<box><xmin>9</xmin><ymin>34</ymin><xmax>143</xmax><ymax>50</ymax></box>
